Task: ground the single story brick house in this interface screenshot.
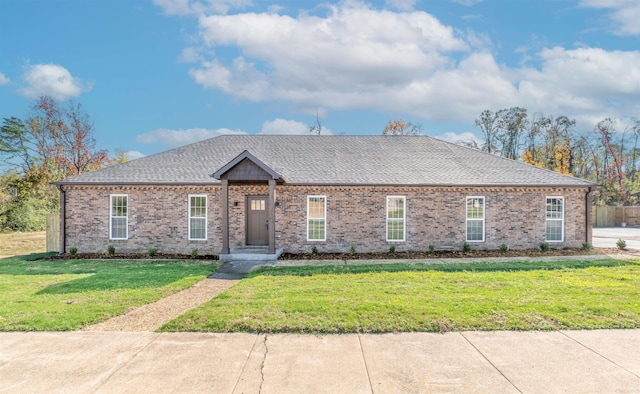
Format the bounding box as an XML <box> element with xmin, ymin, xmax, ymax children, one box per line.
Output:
<box><xmin>54</xmin><ymin>135</ymin><xmax>595</xmax><ymax>256</ymax></box>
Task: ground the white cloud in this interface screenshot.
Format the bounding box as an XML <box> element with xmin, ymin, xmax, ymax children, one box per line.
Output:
<box><xmin>452</xmin><ymin>0</ymin><xmax>483</xmax><ymax>6</ymax></box>
<box><xmin>153</xmin><ymin>0</ymin><xmax>252</xmax><ymax>16</ymax></box>
<box><xmin>124</xmin><ymin>151</ymin><xmax>146</xmax><ymax>160</ymax></box>
<box><xmin>165</xmin><ymin>1</ymin><xmax>639</xmax><ymax>128</ymax></box>
<box><xmin>435</xmin><ymin>131</ymin><xmax>482</xmax><ymax>146</ymax></box>
<box><xmin>579</xmin><ymin>0</ymin><xmax>640</xmax><ymax>36</ymax></box>
<box><xmin>514</xmin><ymin>47</ymin><xmax>640</xmax><ymax>122</ymax></box>
<box><xmin>385</xmin><ymin>0</ymin><xmax>416</xmax><ymax>11</ymax></box>
<box><xmin>260</xmin><ymin>118</ymin><xmax>333</xmax><ymax>135</ymax></box>
<box><xmin>18</xmin><ymin>64</ymin><xmax>90</xmax><ymax>100</ymax></box>
<box><xmin>136</xmin><ymin>127</ymin><xmax>246</xmax><ymax>147</ymax></box>
<box><xmin>0</xmin><ymin>73</ymin><xmax>10</xmax><ymax>85</ymax></box>
<box><xmin>179</xmin><ymin>47</ymin><xmax>204</xmax><ymax>63</ymax></box>
<box><xmin>189</xmin><ymin>2</ymin><xmax>470</xmax><ymax>114</ymax></box>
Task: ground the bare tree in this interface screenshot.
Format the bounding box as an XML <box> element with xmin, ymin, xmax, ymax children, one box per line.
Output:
<box><xmin>309</xmin><ymin>112</ymin><xmax>323</xmax><ymax>135</ymax></box>
<box><xmin>474</xmin><ymin>110</ymin><xmax>500</xmax><ymax>153</ymax></box>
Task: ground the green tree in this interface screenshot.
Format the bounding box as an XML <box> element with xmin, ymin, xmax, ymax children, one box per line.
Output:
<box><xmin>0</xmin><ymin>96</ymin><xmax>111</xmax><ymax>231</ymax></box>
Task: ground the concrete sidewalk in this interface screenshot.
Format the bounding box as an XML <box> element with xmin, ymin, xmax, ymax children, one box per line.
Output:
<box><xmin>1</xmin><ymin>330</ymin><xmax>638</xmax><ymax>393</ymax></box>
<box><xmin>593</xmin><ymin>227</ymin><xmax>640</xmax><ymax>250</ymax></box>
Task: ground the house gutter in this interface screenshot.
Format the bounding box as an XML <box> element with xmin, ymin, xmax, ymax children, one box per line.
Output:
<box><xmin>55</xmin><ymin>184</ymin><xmax>66</xmax><ymax>254</ymax></box>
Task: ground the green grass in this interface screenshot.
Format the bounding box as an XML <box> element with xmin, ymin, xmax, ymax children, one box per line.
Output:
<box><xmin>0</xmin><ymin>255</ymin><xmax>217</xmax><ymax>331</ymax></box>
<box><xmin>161</xmin><ymin>259</ymin><xmax>640</xmax><ymax>333</ymax></box>
<box><xmin>0</xmin><ymin>231</ymin><xmax>46</xmax><ymax>256</ymax></box>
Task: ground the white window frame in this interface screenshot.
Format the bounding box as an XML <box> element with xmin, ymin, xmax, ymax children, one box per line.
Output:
<box><xmin>109</xmin><ymin>194</ymin><xmax>128</xmax><ymax>240</ymax></box>
<box><xmin>386</xmin><ymin>196</ymin><xmax>406</xmax><ymax>242</ymax></box>
<box><xmin>307</xmin><ymin>195</ymin><xmax>326</xmax><ymax>241</ymax></box>
<box><xmin>466</xmin><ymin>196</ymin><xmax>485</xmax><ymax>242</ymax></box>
<box><xmin>188</xmin><ymin>195</ymin><xmax>208</xmax><ymax>241</ymax></box>
<box><xmin>545</xmin><ymin>196</ymin><xmax>564</xmax><ymax>242</ymax></box>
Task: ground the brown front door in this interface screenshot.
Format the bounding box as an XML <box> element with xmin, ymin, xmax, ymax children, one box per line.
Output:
<box><xmin>247</xmin><ymin>196</ymin><xmax>268</xmax><ymax>245</ymax></box>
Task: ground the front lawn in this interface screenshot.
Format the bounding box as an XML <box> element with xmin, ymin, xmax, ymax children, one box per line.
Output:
<box><xmin>161</xmin><ymin>259</ymin><xmax>640</xmax><ymax>333</ymax></box>
<box><xmin>0</xmin><ymin>231</ymin><xmax>46</xmax><ymax>256</ymax></box>
<box><xmin>0</xmin><ymin>255</ymin><xmax>217</xmax><ymax>331</ymax></box>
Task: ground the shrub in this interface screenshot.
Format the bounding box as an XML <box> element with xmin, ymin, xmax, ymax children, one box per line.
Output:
<box><xmin>311</xmin><ymin>246</ymin><xmax>318</xmax><ymax>255</ymax></box>
<box><xmin>190</xmin><ymin>248</ymin><xmax>199</xmax><ymax>258</ymax></box>
<box><xmin>582</xmin><ymin>242</ymin><xmax>592</xmax><ymax>251</ymax></box>
<box><xmin>499</xmin><ymin>243</ymin><xmax>509</xmax><ymax>253</ymax></box>
<box><xmin>107</xmin><ymin>245</ymin><xmax>115</xmax><ymax>256</ymax></box>
<box><xmin>349</xmin><ymin>244</ymin><xmax>356</xmax><ymax>254</ymax></box>
<box><xmin>539</xmin><ymin>242</ymin><xmax>549</xmax><ymax>252</ymax></box>
<box><xmin>69</xmin><ymin>246</ymin><xmax>78</xmax><ymax>255</ymax></box>
<box><xmin>148</xmin><ymin>248</ymin><xmax>157</xmax><ymax>257</ymax></box>
<box><xmin>462</xmin><ymin>243</ymin><xmax>471</xmax><ymax>253</ymax></box>
<box><xmin>428</xmin><ymin>245</ymin><xmax>435</xmax><ymax>254</ymax></box>
<box><xmin>617</xmin><ymin>238</ymin><xmax>627</xmax><ymax>250</ymax></box>
<box><xmin>389</xmin><ymin>245</ymin><xmax>396</xmax><ymax>254</ymax></box>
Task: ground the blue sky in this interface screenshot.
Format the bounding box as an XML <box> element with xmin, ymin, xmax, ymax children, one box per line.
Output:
<box><xmin>1</xmin><ymin>0</ymin><xmax>639</xmax><ymax>159</ymax></box>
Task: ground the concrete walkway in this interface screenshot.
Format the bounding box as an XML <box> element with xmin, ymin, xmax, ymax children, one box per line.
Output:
<box><xmin>1</xmin><ymin>330</ymin><xmax>638</xmax><ymax>393</ymax></box>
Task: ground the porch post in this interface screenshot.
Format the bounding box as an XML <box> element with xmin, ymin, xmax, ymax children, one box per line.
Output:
<box><xmin>268</xmin><ymin>178</ymin><xmax>276</xmax><ymax>254</ymax></box>
<box><xmin>586</xmin><ymin>186</ymin><xmax>594</xmax><ymax>245</ymax></box>
<box><xmin>221</xmin><ymin>179</ymin><xmax>230</xmax><ymax>254</ymax></box>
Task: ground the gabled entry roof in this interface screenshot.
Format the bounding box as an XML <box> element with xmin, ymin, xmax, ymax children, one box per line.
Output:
<box><xmin>55</xmin><ymin>135</ymin><xmax>595</xmax><ymax>187</ymax></box>
<box><xmin>212</xmin><ymin>150</ymin><xmax>282</xmax><ymax>181</ymax></box>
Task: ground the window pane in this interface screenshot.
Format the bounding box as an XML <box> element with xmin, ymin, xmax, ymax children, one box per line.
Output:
<box><xmin>190</xmin><ymin>217</ymin><xmax>206</xmax><ymax>240</ymax></box>
<box><xmin>546</xmin><ymin>220</ymin><xmax>562</xmax><ymax>241</ymax></box>
<box><xmin>190</xmin><ymin>196</ymin><xmax>206</xmax><ymax>218</ymax></box>
<box><xmin>546</xmin><ymin>198</ymin><xmax>563</xmax><ymax>219</ymax></box>
<box><xmin>466</xmin><ymin>220</ymin><xmax>483</xmax><ymax>241</ymax></box>
<box><xmin>189</xmin><ymin>196</ymin><xmax>206</xmax><ymax>240</ymax></box>
<box><xmin>112</xmin><ymin>196</ymin><xmax>127</xmax><ymax>217</ymax></box>
<box><xmin>386</xmin><ymin>197</ymin><xmax>405</xmax><ymax>241</ymax></box>
<box><xmin>466</xmin><ymin>197</ymin><xmax>484</xmax><ymax>219</ymax></box>
<box><xmin>546</xmin><ymin>197</ymin><xmax>563</xmax><ymax>241</ymax></box>
<box><xmin>387</xmin><ymin>219</ymin><xmax>405</xmax><ymax>241</ymax></box>
<box><xmin>111</xmin><ymin>217</ymin><xmax>127</xmax><ymax>239</ymax></box>
<box><xmin>309</xmin><ymin>197</ymin><xmax>325</xmax><ymax>219</ymax></box>
<box><xmin>466</xmin><ymin>197</ymin><xmax>484</xmax><ymax>242</ymax></box>
<box><xmin>307</xmin><ymin>196</ymin><xmax>326</xmax><ymax>240</ymax></box>
<box><xmin>387</xmin><ymin>197</ymin><xmax>404</xmax><ymax>219</ymax></box>
<box><xmin>308</xmin><ymin>219</ymin><xmax>325</xmax><ymax>240</ymax></box>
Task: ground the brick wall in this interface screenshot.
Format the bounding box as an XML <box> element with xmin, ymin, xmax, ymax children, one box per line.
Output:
<box><xmin>62</xmin><ymin>185</ymin><xmax>223</xmax><ymax>254</ymax></box>
<box><xmin>61</xmin><ymin>184</ymin><xmax>590</xmax><ymax>254</ymax></box>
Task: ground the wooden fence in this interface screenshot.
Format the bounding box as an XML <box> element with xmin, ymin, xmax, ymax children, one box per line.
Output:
<box><xmin>592</xmin><ymin>206</ymin><xmax>640</xmax><ymax>227</ymax></box>
<box><xmin>45</xmin><ymin>214</ymin><xmax>60</xmax><ymax>252</ymax></box>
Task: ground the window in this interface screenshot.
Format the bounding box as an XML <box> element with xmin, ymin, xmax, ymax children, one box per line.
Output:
<box><xmin>189</xmin><ymin>195</ymin><xmax>207</xmax><ymax>240</ymax></box>
<box><xmin>466</xmin><ymin>196</ymin><xmax>485</xmax><ymax>242</ymax></box>
<box><xmin>546</xmin><ymin>197</ymin><xmax>564</xmax><ymax>242</ymax></box>
<box><xmin>250</xmin><ymin>199</ymin><xmax>265</xmax><ymax>211</ymax></box>
<box><xmin>387</xmin><ymin>196</ymin><xmax>405</xmax><ymax>242</ymax></box>
<box><xmin>110</xmin><ymin>195</ymin><xmax>128</xmax><ymax>240</ymax></box>
<box><xmin>307</xmin><ymin>195</ymin><xmax>326</xmax><ymax>241</ymax></box>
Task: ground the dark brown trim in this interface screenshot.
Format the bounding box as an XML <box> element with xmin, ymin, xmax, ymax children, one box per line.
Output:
<box><xmin>221</xmin><ymin>179</ymin><xmax>229</xmax><ymax>254</ymax></box>
<box><xmin>268</xmin><ymin>179</ymin><xmax>276</xmax><ymax>254</ymax></box>
<box><xmin>212</xmin><ymin>150</ymin><xmax>282</xmax><ymax>180</ymax></box>
<box><xmin>56</xmin><ymin>185</ymin><xmax>66</xmax><ymax>254</ymax></box>
<box><xmin>586</xmin><ymin>186</ymin><xmax>595</xmax><ymax>244</ymax></box>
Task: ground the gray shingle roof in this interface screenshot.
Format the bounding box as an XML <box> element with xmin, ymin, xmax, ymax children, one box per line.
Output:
<box><xmin>55</xmin><ymin>135</ymin><xmax>594</xmax><ymax>187</ymax></box>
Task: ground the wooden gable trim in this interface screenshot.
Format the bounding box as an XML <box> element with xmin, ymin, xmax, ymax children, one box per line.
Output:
<box><xmin>212</xmin><ymin>150</ymin><xmax>282</xmax><ymax>181</ymax></box>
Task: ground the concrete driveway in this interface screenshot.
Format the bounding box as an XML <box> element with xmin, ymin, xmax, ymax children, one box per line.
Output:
<box><xmin>593</xmin><ymin>227</ymin><xmax>640</xmax><ymax>249</ymax></box>
<box><xmin>1</xmin><ymin>330</ymin><xmax>639</xmax><ymax>393</ymax></box>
